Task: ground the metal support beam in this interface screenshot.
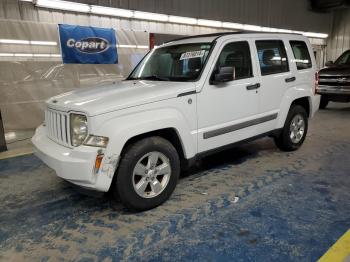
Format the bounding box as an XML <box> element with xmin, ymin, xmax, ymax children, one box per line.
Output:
<box><xmin>0</xmin><ymin>109</ymin><xmax>7</xmax><ymax>152</ymax></box>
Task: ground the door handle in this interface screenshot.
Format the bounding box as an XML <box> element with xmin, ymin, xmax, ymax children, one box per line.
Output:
<box><xmin>246</xmin><ymin>83</ymin><xmax>261</xmax><ymax>90</ymax></box>
<box><xmin>285</xmin><ymin>76</ymin><xmax>296</xmax><ymax>83</ymax></box>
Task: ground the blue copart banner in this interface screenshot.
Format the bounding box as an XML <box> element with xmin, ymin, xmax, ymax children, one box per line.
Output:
<box><xmin>58</xmin><ymin>24</ymin><xmax>118</xmax><ymax>64</ymax></box>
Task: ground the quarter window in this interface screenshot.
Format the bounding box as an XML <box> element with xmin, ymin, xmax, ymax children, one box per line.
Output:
<box><xmin>256</xmin><ymin>40</ymin><xmax>289</xmax><ymax>75</ymax></box>
<box><xmin>290</xmin><ymin>41</ymin><xmax>312</xmax><ymax>70</ymax></box>
<box><xmin>212</xmin><ymin>41</ymin><xmax>253</xmax><ymax>81</ymax></box>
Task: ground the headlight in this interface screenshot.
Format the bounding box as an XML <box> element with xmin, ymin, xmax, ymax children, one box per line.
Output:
<box><xmin>83</xmin><ymin>135</ymin><xmax>109</xmax><ymax>148</ymax></box>
<box><xmin>70</xmin><ymin>113</ymin><xmax>88</xmax><ymax>147</ymax></box>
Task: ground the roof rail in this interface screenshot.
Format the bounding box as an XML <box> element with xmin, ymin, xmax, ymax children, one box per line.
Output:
<box><xmin>164</xmin><ymin>31</ymin><xmax>302</xmax><ymax>44</ymax></box>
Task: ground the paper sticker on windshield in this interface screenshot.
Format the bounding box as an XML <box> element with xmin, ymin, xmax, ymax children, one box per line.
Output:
<box><xmin>180</xmin><ymin>50</ymin><xmax>205</xmax><ymax>60</ymax></box>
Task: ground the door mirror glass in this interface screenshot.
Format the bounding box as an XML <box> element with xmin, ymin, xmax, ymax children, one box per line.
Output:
<box><xmin>325</xmin><ymin>60</ymin><xmax>334</xmax><ymax>67</ymax></box>
<box><xmin>213</xmin><ymin>66</ymin><xmax>234</xmax><ymax>84</ymax></box>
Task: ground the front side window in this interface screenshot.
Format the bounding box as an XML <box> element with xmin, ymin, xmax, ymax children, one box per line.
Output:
<box><xmin>335</xmin><ymin>50</ymin><xmax>350</xmax><ymax>66</ymax></box>
<box><xmin>256</xmin><ymin>40</ymin><xmax>289</xmax><ymax>75</ymax></box>
<box><xmin>290</xmin><ymin>41</ymin><xmax>312</xmax><ymax>70</ymax></box>
<box><xmin>128</xmin><ymin>43</ymin><xmax>212</xmax><ymax>82</ymax></box>
<box><xmin>212</xmin><ymin>41</ymin><xmax>253</xmax><ymax>81</ymax></box>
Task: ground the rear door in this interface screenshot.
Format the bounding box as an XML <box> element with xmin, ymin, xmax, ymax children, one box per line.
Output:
<box><xmin>254</xmin><ymin>39</ymin><xmax>294</xmax><ymax>127</ymax></box>
<box><xmin>289</xmin><ymin>39</ymin><xmax>315</xmax><ymax>93</ymax></box>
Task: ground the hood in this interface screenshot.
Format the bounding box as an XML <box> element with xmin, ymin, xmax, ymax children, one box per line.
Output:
<box><xmin>46</xmin><ymin>80</ymin><xmax>196</xmax><ymax>116</ymax></box>
<box><xmin>319</xmin><ymin>65</ymin><xmax>350</xmax><ymax>76</ymax></box>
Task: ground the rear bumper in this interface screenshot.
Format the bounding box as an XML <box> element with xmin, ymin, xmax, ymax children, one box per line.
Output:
<box><xmin>32</xmin><ymin>125</ymin><xmax>117</xmax><ymax>192</ymax></box>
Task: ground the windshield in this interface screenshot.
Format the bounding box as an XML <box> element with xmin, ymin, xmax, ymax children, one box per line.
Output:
<box><xmin>127</xmin><ymin>43</ymin><xmax>212</xmax><ymax>82</ymax></box>
<box><xmin>335</xmin><ymin>50</ymin><xmax>350</xmax><ymax>66</ymax></box>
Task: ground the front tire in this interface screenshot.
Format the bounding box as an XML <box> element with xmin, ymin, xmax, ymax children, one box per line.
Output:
<box><xmin>114</xmin><ymin>136</ymin><xmax>180</xmax><ymax>211</ymax></box>
<box><xmin>274</xmin><ymin>105</ymin><xmax>308</xmax><ymax>151</ymax></box>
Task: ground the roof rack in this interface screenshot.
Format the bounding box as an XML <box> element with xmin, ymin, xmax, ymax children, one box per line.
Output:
<box><xmin>167</xmin><ymin>32</ymin><xmax>241</xmax><ymax>42</ymax></box>
<box><xmin>165</xmin><ymin>31</ymin><xmax>301</xmax><ymax>44</ymax></box>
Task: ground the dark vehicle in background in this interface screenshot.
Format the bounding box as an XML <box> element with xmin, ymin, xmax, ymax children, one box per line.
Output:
<box><xmin>317</xmin><ymin>50</ymin><xmax>350</xmax><ymax>109</ymax></box>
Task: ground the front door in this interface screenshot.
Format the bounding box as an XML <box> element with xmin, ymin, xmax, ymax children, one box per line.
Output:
<box><xmin>197</xmin><ymin>40</ymin><xmax>261</xmax><ymax>153</ymax></box>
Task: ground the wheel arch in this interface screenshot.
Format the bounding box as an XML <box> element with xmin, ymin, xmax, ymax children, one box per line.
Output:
<box><xmin>290</xmin><ymin>97</ymin><xmax>311</xmax><ymax>117</ymax></box>
<box><xmin>120</xmin><ymin>128</ymin><xmax>187</xmax><ymax>169</ymax></box>
<box><xmin>277</xmin><ymin>93</ymin><xmax>312</xmax><ymax>128</ymax></box>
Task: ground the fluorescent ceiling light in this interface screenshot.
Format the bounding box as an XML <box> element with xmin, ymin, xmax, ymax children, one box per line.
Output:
<box><xmin>243</xmin><ymin>24</ymin><xmax>262</xmax><ymax>31</ymax></box>
<box><xmin>36</xmin><ymin>0</ymin><xmax>90</xmax><ymax>13</ymax></box>
<box><xmin>30</xmin><ymin>40</ymin><xmax>57</xmax><ymax>45</ymax></box>
<box><xmin>14</xmin><ymin>53</ymin><xmax>33</xmax><ymax>57</ymax></box>
<box><xmin>91</xmin><ymin>6</ymin><xmax>133</xmax><ymax>18</ymax></box>
<box><xmin>197</xmin><ymin>19</ymin><xmax>222</xmax><ymax>28</ymax></box>
<box><xmin>33</xmin><ymin>54</ymin><xmax>52</xmax><ymax>57</ymax></box>
<box><xmin>118</xmin><ymin>44</ymin><xmax>137</xmax><ymax>48</ymax></box>
<box><xmin>222</xmin><ymin>22</ymin><xmax>244</xmax><ymax>30</ymax></box>
<box><xmin>168</xmin><ymin>16</ymin><xmax>197</xmax><ymax>25</ymax></box>
<box><xmin>134</xmin><ymin>11</ymin><xmax>168</xmax><ymax>22</ymax></box>
<box><xmin>0</xmin><ymin>39</ymin><xmax>30</xmax><ymax>44</ymax></box>
<box><xmin>292</xmin><ymin>30</ymin><xmax>304</xmax><ymax>34</ymax></box>
<box><xmin>0</xmin><ymin>53</ymin><xmax>61</xmax><ymax>57</ymax></box>
<box><xmin>277</xmin><ymin>29</ymin><xmax>293</xmax><ymax>33</ymax></box>
<box><xmin>31</xmin><ymin>0</ymin><xmax>329</xmax><ymax>39</ymax></box>
<box><xmin>303</xmin><ymin>32</ymin><xmax>328</xmax><ymax>38</ymax></box>
<box><xmin>136</xmin><ymin>45</ymin><xmax>149</xmax><ymax>49</ymax></box>
<box><xmin>0</xmin><ymin>53</ymin><xmax>14</xmax><ymax>57</ymax></box>
<box><xmin>0</xmin><ymin>39</ymin><xmax>57</xmax><ymax>46</ymax></box>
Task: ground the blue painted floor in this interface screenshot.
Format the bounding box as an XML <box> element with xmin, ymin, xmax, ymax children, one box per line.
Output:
<box><xmin>0</xmin><ymin>103</ymin><xmax>349</xmax><ymax>261</ymax></box>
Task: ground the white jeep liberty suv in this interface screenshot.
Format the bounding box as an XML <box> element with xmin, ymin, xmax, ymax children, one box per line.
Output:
<box><xmin>32</xmin><ymin>32</ymin><xmax>320</xmax><ymax>211</ymax></box>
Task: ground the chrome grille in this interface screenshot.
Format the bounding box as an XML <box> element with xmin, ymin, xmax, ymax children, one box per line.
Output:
<box><xmin>45</xmin><ymin>108</ymin><xmax>71</xmax><ymax>147</ymax></box>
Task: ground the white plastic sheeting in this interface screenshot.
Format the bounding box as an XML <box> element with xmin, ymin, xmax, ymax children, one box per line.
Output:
<box><xmin>0</xmin><ymin>20</ymin><xmax>148</xmax><ymax>131</ymax></box>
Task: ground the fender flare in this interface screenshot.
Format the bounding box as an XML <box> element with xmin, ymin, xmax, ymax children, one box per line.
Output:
<box><xmin>276</xmin><ymin>87</ymin><xmax>313</xmax><ymax>128</ymax></box>
<box><xmin>96</xmin><ymin>108</ymin><xmax>197</xmax><ymax>160</ymax></box>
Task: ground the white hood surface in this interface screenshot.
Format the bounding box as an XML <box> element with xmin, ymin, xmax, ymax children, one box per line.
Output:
<box><xmin>46</xmin><ymin>80</ymin><xmax>196</xmax><ymax>116</ymax></box>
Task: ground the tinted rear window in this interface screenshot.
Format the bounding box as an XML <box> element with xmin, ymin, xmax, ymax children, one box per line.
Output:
<box><xmin>256</xmin><ymin>40</ymin><xmax>289</xmax><ymax>76</ymax></box>
<box><xmin>290</xmin><ymin>41</ymin><xmax>312</xmax><ymax>70</ymax></box>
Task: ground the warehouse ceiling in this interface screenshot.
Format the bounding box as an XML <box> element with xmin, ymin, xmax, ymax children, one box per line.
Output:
<box><xmin>310</xmin><ymin>0</ymin><xmax>350</xmax><ymax>11</ymax></box>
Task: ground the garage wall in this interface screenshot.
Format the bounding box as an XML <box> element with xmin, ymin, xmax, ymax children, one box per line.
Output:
<box><xmin>0</xmin><ymin>19</ymin><xmax>149</xmax><ymax>131</ymax></box>
<box><xmin>67</xmin><ymin>0</ymin><xmax>332</xmax><ymax>33</ymax></box>
<box><xmin>326</xmin><ymin>8</ymin><xmax>350</xmax><ymax>61</ymax></box>
<box><xmin>0</xmin><ymin>0</ymin><xmax>332</xmax><ymax>34</ymax></box>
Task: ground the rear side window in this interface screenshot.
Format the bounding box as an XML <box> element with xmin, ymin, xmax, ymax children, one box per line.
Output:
<box><xmin>256</xmin><ymin>40</ymin><xmax>289</xmax><ymax>75</ymax></box>
<box><xmin>290</xmin><ymin>41</ymin><xmax>312</xmax><ymax>70</ymax></box>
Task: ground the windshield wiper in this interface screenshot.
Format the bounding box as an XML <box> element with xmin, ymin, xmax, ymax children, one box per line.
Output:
<box><xmin>135</xmin><ymin>75</ymin><xmax>170</xmax><ymax>81</ymax></box>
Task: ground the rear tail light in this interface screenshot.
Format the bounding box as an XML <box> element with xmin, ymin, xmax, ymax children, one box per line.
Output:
<box><xmin>314</xmin><ymin>72</ymin><xmax>319</xmax><ymax>95</ymax></box>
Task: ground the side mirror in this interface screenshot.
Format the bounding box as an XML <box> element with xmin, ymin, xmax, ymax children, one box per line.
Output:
<box><xmin>325</xmin><ymin>61</ymin><xmax>334</xmax><ymax>67</ymax></box>
<box><xmin>211</xmin><ymin>66</ymin><xmax>234</xmax><ymax>85</ymax></box>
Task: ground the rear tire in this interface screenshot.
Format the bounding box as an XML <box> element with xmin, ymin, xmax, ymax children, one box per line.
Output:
<box><xmin>113</xmin><ymin>136</ymin><xmax>180</xmax><ymax>211</ymax></box>
<box><xmin>319</xmin><ymin>96</ymin><xmax>329</xmax><ymax>109</ymax></box>
<box><xmin>274</xmin><ymin>105</ymin><xmax>308</xmax><ymax>152</ymax></box>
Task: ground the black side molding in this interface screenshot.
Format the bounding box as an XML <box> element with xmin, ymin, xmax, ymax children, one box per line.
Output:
<box><xmin>177</xmin><ymin>90</ymin><xmax>197</xmax><ymax>97</ymax></box>
<box><xmin>203</xmin><ymin>113</ymin><xmax>278</xmax><ymax>139</ymax></box>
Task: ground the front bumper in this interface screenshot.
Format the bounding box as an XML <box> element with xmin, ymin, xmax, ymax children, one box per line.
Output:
<box><xmin>317</xmin><ymin>85</ymin><xmax>350</xmax><ymax>95</ymax></box>
<box><xmin>32</xmin><ymin>125</ymin><xmax>118</xmax><ymax>192</ymax></box>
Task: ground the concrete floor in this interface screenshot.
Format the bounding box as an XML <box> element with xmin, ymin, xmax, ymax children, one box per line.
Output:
<box><xmin>0</xmin><ymin>102</ymin><xmax>349</xmax><ymax>261</ymax></box>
